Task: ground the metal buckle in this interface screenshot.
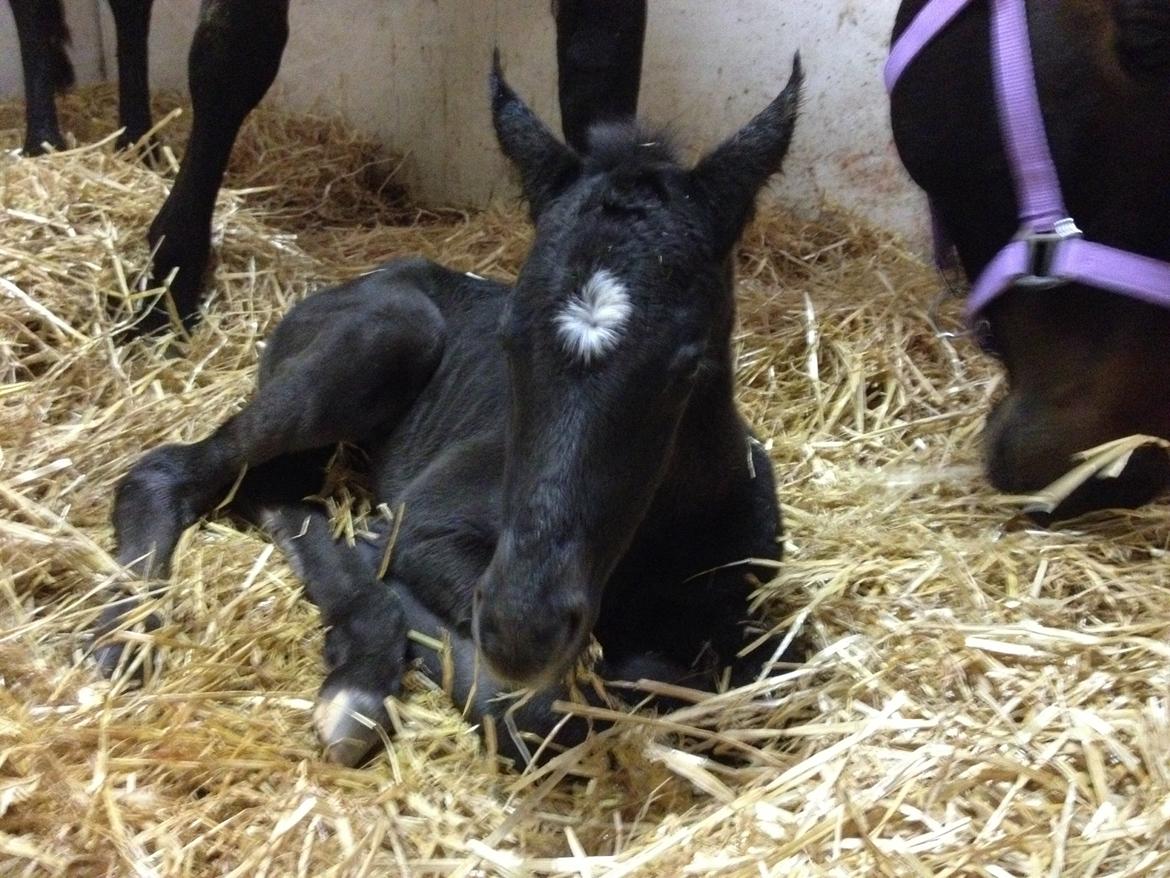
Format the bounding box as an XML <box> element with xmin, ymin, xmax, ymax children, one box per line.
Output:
<box><xmin>1014</xmin><ymin>217</ymin><xmax>1082</xmax><ymax>289</ymax></box>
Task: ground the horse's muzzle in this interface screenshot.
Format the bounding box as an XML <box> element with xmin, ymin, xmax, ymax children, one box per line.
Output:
<box><xmin>984</xmin><ymin>394</ymin><xmax>1170</xmax><ymax>519</ymax></box>
<box><xmin>472</xmin><ymin>576</ymin><xmax>590</xmax><ymax>688</ymax></box>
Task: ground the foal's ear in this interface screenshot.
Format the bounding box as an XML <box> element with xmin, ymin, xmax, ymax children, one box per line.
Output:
<box><xmin>690</xmin><ymin>54</ymin><xmax>804</xmax><ymax>256</ymax></box>
<box><xmin>491</xmin><ymin>51</ymin><xmax>581</xmax><ymax>220</ymax></box>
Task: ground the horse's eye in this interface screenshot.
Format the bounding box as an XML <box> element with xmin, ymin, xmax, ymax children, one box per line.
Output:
<box><xmin>498</xmin><ymin>318</ymin><xmax>525</xmax><ymax>354</ymax></box>
<box><xmin>669</xmin><ymin>344</ymin><xmax>704</xmax><ymax>382</ymax></box>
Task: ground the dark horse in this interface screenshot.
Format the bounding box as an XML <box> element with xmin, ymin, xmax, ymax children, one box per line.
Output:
<box><xmin>94</xmin><ymin>56</ymin><xmax>805</xmax><ymax>767</ymax></box>
<box><xmin>889</xmin><ymin>0</ymin><xmax>1170</xmax><ymax>517</ymax></box>
<box><xmin>7</xmin><ymin>0</ymin><xmax>649</xmax><ymax>336</ymax></box>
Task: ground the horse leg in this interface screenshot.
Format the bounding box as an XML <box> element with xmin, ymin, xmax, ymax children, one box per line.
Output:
<box><xmin>8</xmin><ymin>0</ymin><xmax>73</xmax><ymax>154</ymax></box>
<box><xmin>95</xmin><ymin>261</ymin><xmax>447</xmax><ymax>676</ymax></box>
<box><xmin>133</xmin><ymin>0</ymin><xmax>290</xmax><ymax>336</ymax></box>
<box><xmin>105</xmin><ymin>0</ymin><xmax>156</xmax><ymax>156</ymax></box>
<box><xmin>554</xmin><ymin>0</ymin><xmax>647</xmax><ymax>152</ymax></box>
<box><xmin>256</xmin><ymin>504</ymin><xmax>410</xmax><ymax>767</ymax></box>
<box><xmin>256</xmin><ymin>503</ymin><xmax>614</xmax><ymax>770</ymax></box>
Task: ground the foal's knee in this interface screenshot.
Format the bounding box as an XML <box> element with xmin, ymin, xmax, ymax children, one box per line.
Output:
<box><xmin>260</xmin><ymin>261</ymin><xmax>447</xmax><ymax>393</ymax></box>
<box><xmin>113</xmin><ymin>443</ymin><xmax>231</xmax><ymax>572</ymax></box>
<box><xmin>371</xmin><ymin>256</ymin><xmax>442</xmax><ymax>284</ymax></box>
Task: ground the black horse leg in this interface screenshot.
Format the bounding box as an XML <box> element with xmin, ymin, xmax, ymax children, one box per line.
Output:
<box><xmin>554</xmin><ymin>0</ymin><xmax>647</xmax><ymax>152</ymax></box>
<box><xmin>9</xmin><ymin>0</ymin><xmax>73</xmax><ymax>154</ymax></box>
<box><xmin>105</xmin><ymin>0</ymin><xmax>156</xmax><ymax>155</ymax></box>
<box><xmin>134</xmin><ymin>0</ymin><xmax>290</xmax><ymax>335</ymax></box>
<box><xmin>283</xmin><ymin>523</ymin><xmax>698</xmax><ymax>769</ymax></box>
<box><xmin>254</xmin><ymin>504</ymin><xmax>409</xmax><ymax>766</ymax></box>
<box><xmin>95</xmin><ymin>264</ymin><xmax>447</xmax><ymax>676</ymax></box>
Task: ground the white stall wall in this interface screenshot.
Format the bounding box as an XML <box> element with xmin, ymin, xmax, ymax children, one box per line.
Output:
<box><xmin>3</xmin><ymin>1</ymin><xmax>927</xmax><ymax>247</ymax></box>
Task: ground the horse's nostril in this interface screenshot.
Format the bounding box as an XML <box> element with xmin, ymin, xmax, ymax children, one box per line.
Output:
<box><xmin>1038</xmin><ymin>444</ymin><xmax>1170</xmax><ymax>521</ymax></box>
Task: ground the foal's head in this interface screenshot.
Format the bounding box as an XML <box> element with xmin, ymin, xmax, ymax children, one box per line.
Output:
<box><xmin>473</xmin><ymin>55</ymin><xmax>803</xmax><ymax>687</ymax></box>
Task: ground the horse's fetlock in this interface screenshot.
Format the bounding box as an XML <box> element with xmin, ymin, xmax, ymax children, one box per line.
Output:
<box><xmin>324</xmin><ymin>586</ymin><xmax>406</xmax><ymax>670</ymax></box>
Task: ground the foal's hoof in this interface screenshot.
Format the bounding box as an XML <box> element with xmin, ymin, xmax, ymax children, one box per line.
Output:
<box><xmin>92</xmin><ymin>641</ymin><xmax>138</xmax><ymax>681</ymax></box>
<box><xmin>314</xmin><ymin>673</ymin><xmax>395</xmax><ymax>766</ymax></box>
<box><xmin>90</xmin><ymin>609</ymin><xmax>162</xmax><ymax>683</ymax></box>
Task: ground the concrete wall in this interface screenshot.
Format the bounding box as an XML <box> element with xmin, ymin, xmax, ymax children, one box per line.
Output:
<box><xmin>2</xmin><ymin>1</ymin><xmax>927</xmax><ymax>246</ymax></box>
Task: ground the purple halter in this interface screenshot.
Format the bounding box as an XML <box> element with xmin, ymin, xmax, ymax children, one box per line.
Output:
<box><xmin>886</xmin><ymin>0</ymin><xmax>1170</xmax><ymax>325</ymax></box>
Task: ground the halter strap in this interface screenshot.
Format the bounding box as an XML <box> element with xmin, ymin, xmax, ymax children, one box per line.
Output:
<box><xmin>886</xmin><ymin>0</ymin><xmax>1170</xmax><ymax>331</ymax></box>
<box><xmin>885</xmin><ymin>0</ymin><xmax>976</xmax><ymax>93</ymax></box>
<box><xmin>989</xmin><ymin>0</ymin><xmax>1068</xmax><ymax>231</ymax></box>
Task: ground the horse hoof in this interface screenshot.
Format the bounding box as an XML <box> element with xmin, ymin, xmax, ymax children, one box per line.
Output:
<box><xmin>313</xmin><ymin>686</ymin><xmax>388</xmax><ymax>766</ymax></box>
<box><xmin>90</xmin><ymin>637</ymin><xmax>156</xmax><ymax>684</ymax></box>
<box><xmin>92</xmin><ymin>641</ymin><xmax>128</xmax><ymax>678</ymax></box>
<box><xmin>90</xmin><ymin>609</ymin><xmax>162</xmax><ymax>683</ymax></box>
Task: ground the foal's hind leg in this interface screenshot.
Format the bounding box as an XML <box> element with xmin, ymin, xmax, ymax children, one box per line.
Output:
<box><xmin>95</xmin><ymin>263</ymin><xmax>446</xmax><ymax>675</ymax></box>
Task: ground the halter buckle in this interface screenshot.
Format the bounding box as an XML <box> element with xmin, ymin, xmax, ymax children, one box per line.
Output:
<box><xmin>1014</xmin><ymin>218</ymin><xmax>1082</xmax><ymax>290</ymax></box>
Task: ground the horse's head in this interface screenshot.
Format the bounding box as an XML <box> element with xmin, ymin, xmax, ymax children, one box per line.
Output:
<box><xmin>891</xmin><ymin>0</ymin><xmax>1170</xmax><ymax>516</ymax></box>
<box><xmin>473</xmin><ymin>54</ymin><xmax>802</xmax><ymax>687</ymax></box>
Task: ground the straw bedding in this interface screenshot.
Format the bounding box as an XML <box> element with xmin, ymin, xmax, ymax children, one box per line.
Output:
<box><xmin>2</xmin><ymin>88</ymin><xmax>1169</xmax><ymax>877</ymax></box>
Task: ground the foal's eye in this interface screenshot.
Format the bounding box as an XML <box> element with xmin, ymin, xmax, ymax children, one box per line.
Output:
<box><xmin>498</xmin><ymin>325</ymin><xmax>516</xmax><ymax>352</ymax></box>
<box><xmin>668</xmin><ymin>344</ymin><xmax>705</xmax><ymax>382</ymax></box>
<box><xmin>497</xmin><ymin>317</ymin><xmax>526</xmax><ymax>354</ymax></box>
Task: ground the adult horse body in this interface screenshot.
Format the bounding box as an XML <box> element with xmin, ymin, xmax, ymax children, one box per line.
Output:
<box><xmin>96</xmin><ymin>57</ymin><xmax>804</xmax><ymax>766</ymax></box>
<box><xmin>7</xmin><ymin>0</ymin><xmax>649</xmax><ymax>334</ymax></box>
<box><xmin>889</xmin><ymin>0</ymin><xmax>1170</xmax><ymax>517</ymax></box>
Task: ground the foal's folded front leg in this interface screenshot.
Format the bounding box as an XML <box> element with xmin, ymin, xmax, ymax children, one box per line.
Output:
<box><xmin>259</xmin><ymin>504</ymin><xmax>408</xmax><ymax>767</ymax></box>
<box><xmin>258</xmin><ymin>502</ymin><xmax>621</xmax><ymax>769</ymax></box>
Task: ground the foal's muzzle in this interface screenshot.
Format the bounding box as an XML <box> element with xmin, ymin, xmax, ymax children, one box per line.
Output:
<box><xmin>472</xmin><ymin>564</ymin><xmax>591</xmax><ymax>688</ymax></box>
